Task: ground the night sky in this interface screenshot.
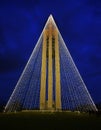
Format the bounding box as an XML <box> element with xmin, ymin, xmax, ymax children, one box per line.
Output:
<box><xmin>0</xmin><ymin>0</ymin><xmax>101</xmax><ymax>105</ymax></box>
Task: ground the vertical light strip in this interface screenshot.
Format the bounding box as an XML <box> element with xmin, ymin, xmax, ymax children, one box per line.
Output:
<box><xmin>54</xmin><ymin>29</ymin><xmax>61</xmax><ymax>110</ymax></box>
<box><xmin>40</xmin><ymin>30</ymin><xmax>47</xmax><ymax>110</ymax></box>
<box><xmin>48</xmin><ymin>24</ymin><xmax>53</xmax><ymax>109</ymax></box>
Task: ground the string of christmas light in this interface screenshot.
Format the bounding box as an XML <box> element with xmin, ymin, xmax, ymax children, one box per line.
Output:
<box><xmin>5</xmin><ymin>15</ymin><xmax>97</xmax><ymax>112</ymax></box>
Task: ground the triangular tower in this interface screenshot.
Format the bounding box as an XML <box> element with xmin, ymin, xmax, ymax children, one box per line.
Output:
<box><xmin>5</xmin><ymin>15</ymin><xmax>97</xmax><ymax>112</ymax></box>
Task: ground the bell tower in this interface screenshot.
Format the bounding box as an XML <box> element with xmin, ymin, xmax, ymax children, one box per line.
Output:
<box><xmin>4</xmin><ymin>15</ymin><xmax>97</xmax><ymax>112</ymax></box>
<box><xmin>40</xmin><ymin>16</ymin><xmax>61</xmax><ymax>110</ymax></box>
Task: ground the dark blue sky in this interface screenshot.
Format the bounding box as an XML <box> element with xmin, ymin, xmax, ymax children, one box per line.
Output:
<box><xmin>0</xmin><ymin>0</ymin><xmax>101</xmax><ymax>104</ymax></box>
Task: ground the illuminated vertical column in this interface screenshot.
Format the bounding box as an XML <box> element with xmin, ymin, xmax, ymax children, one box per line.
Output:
<box><xmin>48</xmin><ymin>24</ymin><xmax>53</xmax><ymax>109</ymax></box>
<box><xmin>54</xmin><ymin>29</ymin><xmax>61</xmax><ymax>110</ymax></box>
<box><xmin>40</xmin><ymin>30</ymin><xmax>47</xmax><ymax>110</ymax></box>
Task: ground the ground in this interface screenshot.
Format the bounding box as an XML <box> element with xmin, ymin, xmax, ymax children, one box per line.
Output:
<box><xmin>0</xmin><ymin>111</ymin><xmax>101</xmax><ymax>130</ymax></box>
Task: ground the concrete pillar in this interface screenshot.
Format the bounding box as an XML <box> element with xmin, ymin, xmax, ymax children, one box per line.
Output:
<box><xmin>54</xmin><ymin>29</ymin><xmax>61</xmax><ymax>110</ymax></box>
<box><xmin>40</xmin><ymin>30</ymin><xmax>47</xmax><ymax>110</ymax></box>
<box><xmin>48</xmin><ymin>23</ymin><xmax>53</xmax><ymax>109</ymax></box>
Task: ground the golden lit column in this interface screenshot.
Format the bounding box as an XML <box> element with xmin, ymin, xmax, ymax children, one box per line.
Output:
<box><xmin>40</xmin><ymin>30</ymin><xmax>47</xmax><ymax>110</ymax></box>
<box><xmin>54</xmin><ymin>29</ymin><xmax>61</xmax><ymax>110</ymax></box>
<box><xmin>48</xmin><ymin>23</ymin><xmax>53</xmax><ymax>109</ymax></box>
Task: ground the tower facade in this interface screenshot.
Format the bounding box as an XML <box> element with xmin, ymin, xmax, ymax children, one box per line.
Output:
<box><xmin>5</xmin><ymin>15</ymin><xmax>97</xmax><ymax>112</ymax></box>
<box><xmin>40</xmin><ymin>19</ymin><xmax>61</xmax><ymax>110</ymax></box>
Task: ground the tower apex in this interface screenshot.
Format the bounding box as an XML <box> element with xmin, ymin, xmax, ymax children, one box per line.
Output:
<box><xmin>48</xmin><ymin>14</ymin><xmax>54</xmax><ymax>21</ymax></box>
<box><xmin>49</xmin><ymin>14</ymin><xmax>53</xmax><ymax>18</ymax></box>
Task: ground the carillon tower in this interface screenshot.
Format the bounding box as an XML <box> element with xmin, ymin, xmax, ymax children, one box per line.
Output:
<box><xmin>5</xmin><ymin>15</ymin><xmax>97</xmax><ymax>112</ymax></box>
<box><xmin>40</xmin><ymin>18</ymin><xmax>61</xmax><ymax>110</ymax></box>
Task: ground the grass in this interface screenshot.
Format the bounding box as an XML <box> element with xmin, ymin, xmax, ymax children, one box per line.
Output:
<box><xmin>0</xmin><ymin>111</ymin><xmax>101</xmax><ymax>130</ymax></box>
